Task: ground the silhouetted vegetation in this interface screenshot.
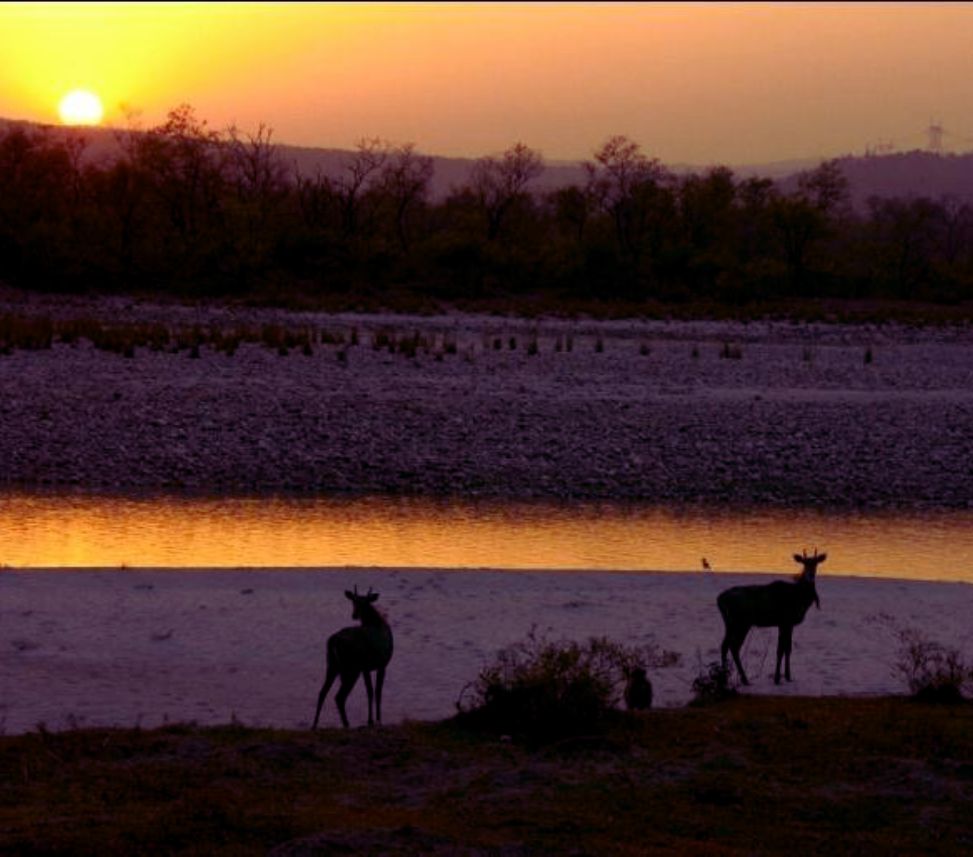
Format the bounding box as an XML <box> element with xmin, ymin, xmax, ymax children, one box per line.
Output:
<box><xmin>690</xmin><ymin>658</ymin><xmax>738</xmax><ymax>706</ymax></box>
<box><xmin>4</xmin><ymin>107</ymin><xmax>973</xmax><ymax>315</ymax></box>
<box><xmin>454</xmin><ymin>628</ymin><xmax>679</xmax><ymax>744</ymax></box>
<box><xmin>893</xmin><ymin>627</ymin><xmax>972</xmax><ymax>703</ymax></box>
<box><xmin>3</xmin><ymin>698</ymin><xmax>973</xmax><ymax>854</ymax></box>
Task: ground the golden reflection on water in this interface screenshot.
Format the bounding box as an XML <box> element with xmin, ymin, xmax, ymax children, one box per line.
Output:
<box><xmin>0</xmin><ymin>494</ymin><xmax>972</xmax><ymax>582</ymax></box>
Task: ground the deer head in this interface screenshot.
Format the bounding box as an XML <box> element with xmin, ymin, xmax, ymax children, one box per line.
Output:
<box><xmin>793</xmin><ymin>548</ymin><xmax>826</xmax><ymax>608</ymax></box>
<box><xmin>346</xmin><ymin>586</ymin><xmax>380</xmax><ymax>620</ymax></box>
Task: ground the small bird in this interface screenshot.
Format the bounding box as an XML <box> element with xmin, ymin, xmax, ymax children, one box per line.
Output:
<box><xmin>702</xmin><ymin>557</ymin><xmax>712</xmax><ymax>571</ymax></box>
<box><xmin>624</xmin><ymin>667</ymin><xmax>653</xmax><ymax>711</ymax></box>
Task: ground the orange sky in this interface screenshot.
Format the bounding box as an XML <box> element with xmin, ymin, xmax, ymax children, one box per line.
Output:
<box><xmin>1</xmin><ymin>2</ymin><xmax>972</xmax><ymax>166</ymax></box>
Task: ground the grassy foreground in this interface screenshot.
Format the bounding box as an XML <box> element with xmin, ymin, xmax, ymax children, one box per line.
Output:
<box><xmin>2</xmin><ymin>697</ymin><xmax>971</xmax><ymax>856</ymax></box>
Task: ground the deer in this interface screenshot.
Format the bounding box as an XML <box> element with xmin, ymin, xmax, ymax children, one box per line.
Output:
<box><xmin>717</xmin><ymin>548</ymin><xmax>825</xmax><ymax>686</ymax></box>
<box><xmin>312</xmin><ymin>586</ymin><xmax>394</xmax><ymax>729</ymax></box>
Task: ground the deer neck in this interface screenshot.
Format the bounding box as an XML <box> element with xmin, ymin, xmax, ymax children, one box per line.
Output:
<box><xmin>358</xmin><ymin>607</ymin><xmax>389</xmax><ymax>632</ymax></box>
<box><xmin>797</xmin><ymin>576</ymin><xmax>820</xmax><ymax>610</ymax></box>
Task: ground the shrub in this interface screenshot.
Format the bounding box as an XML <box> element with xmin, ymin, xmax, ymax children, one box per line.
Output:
<box><xmin>894</xmin><ymin>627</ymin><xmax>971</xmax><ymax>704</ymax></box>
<box><xmin>690</xmin><ymin>656</ymin><xmax>738</xmax><ymax>707</ymax></box>
<box><xmin>455</xmin><ymin>628</ymin><xmax>679</xmax><ymax>743</ymax></box>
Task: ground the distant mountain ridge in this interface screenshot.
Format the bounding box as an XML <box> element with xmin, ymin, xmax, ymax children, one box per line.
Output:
<box><xmin>825</xmin><ymin>151</ymin><xmax>973</xmax><ymax>211</ymax></box>
<box><xmin>3</xmin><ymin>116</ymin><xmax>971</xmax><ymax>208</ymax></box>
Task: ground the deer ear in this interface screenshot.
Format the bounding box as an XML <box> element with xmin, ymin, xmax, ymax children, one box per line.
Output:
<box><xmin>344</xmin><ymin>590</ymin><xmax>354</xmax><ymax>600</ymax></box>
<box><xmin>793</xmin><ymin>554</ymin><xmax>804</xmax><ymax>564</ymax></box>
<box><xmin>817</xmin><ymin>553</ymin><xmax>827</xmax><ymax>563</ymax></box>
<box><xmin>367</xmin><ymin>593</ymin><xmax>379</xmax><ymax>603</ymax></box>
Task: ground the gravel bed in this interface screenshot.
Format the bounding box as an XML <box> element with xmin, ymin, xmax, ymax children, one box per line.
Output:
<box><xmin>2</xmin><ymin>295</ymin><xmax>973</xmax><ymax>509</ymax></box>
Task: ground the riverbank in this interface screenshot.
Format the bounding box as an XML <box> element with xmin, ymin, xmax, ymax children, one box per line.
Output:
<box><xmin>3</xmin><ymin>567</ymin><xmax>972</xmax><ymax>734</ymax></box>
<box><xmin>2</xmin><ymin>294</ymin><xmax>973</xmax><ymax>508</ymax></box>
<box><xmin>3</xmin><ymin>696</ymin><xmax>971</xmax><ymax>855</ymax></box>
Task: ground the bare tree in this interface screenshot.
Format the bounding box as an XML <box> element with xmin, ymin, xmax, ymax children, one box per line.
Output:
<box><xmin>377</xmin><ymin>142</ymin><xmax>434</xmax><ymax>253</ymax></box>
<box><xmin>225</xmin><ymin>123</ymin><xmax>289</xmax><ymax>270</ymax></box>
<box><xmin>470</xmin><ymin>142</ymin><xmax>544</xmax><ymax>240</ymax></box>
<box><xmin>797</xmin><ymin>159</ymin><xmax>849</xmax><ymax>215</ymax></box>
<box><xmin>678</xmin><ymin>166</ymin><xmax>736</xmax><ymax>258</ymax></box>
<box><xmin>133</xmin><ymin>104</ymin><xmax>229</xmax><ymax>257</ymax></box>
<box><xmin>227</xmin><ymin>124</ymin><xmax>288</xmax><ymax>206</ymax></box>
<box><xmin>295</xmin><ymin>169</ymin><xmax>336</xmax><ymax>232</ymax></box>
<box><xmin>0</xmin><ymin>125</ymin><xmax>86</xmax><ymax>279</ymax></box>
<box><xmin>935</xmin><ymin>195</ymin><xmax>973</xmax><ymax>266</ymax></box>
<box><xmin>585</xmin><ymin>135</ymin><xmax>672</xmax><ymax>272</ymax></box>
<box><xmin>335</xmin><ymin>137</ymin><xmax>389</xmax><ymax>238</ymax></box>
<box><xmin>770</xmin><ymin>159</ymin><xmax>850</xmax><ymax>291</ymax></box>
<box><xmin>867</xmin><ymin>196</ymin><xmax>942</xmax><ymax>294</ymax></box>
<box><xmin>735</xmin><ymin>176</ymin><xmax>775</xmax><ymax>265</ymax></box>
<box><xmin>548</xmin><ymin>184</ymin><xmax>592</xmax><ymax>245</ymax></box>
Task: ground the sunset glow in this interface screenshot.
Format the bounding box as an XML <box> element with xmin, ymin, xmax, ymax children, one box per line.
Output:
<box><xmin>2</xmin><ymin>495</ymin><xmax>972</xmax><ymax>582</ymax></box>
<box><xmin>1</xmin><ymin>3</ymin><xmax>972</xmax><ymax>165</ymax></box>
<box><xmin>57</xmin><ymin>89</ymin><xmax>104</xmax><ymax>125</ymax></box>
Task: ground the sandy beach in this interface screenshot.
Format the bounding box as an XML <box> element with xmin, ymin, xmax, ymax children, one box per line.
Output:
<box><xmin>2</xmin><ymin>566</ymin><xmax>972</xmax><ymax>735</ymax></box>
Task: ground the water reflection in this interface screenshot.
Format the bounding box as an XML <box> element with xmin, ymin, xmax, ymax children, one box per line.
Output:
<box><xmin>0</xmin><ymin>493</ymin><xmax>971</xmax><ymax>582</ymax></box>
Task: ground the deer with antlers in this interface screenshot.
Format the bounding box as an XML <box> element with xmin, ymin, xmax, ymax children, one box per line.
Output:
<box><xmin>312</xmin><ymin>586</ymin><xmax>394</xmax><ymax>729</ymax></box>
<box><xmin>717</xmin><ymin>548</ymin><xmax>825</xmax><ymax>685</ymax></box>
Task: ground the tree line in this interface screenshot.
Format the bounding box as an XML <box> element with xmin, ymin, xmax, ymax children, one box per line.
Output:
<box><xmin>2</xmin><ymin>104</ymin><xmax>972</xmax><ymax>311</ymax></box>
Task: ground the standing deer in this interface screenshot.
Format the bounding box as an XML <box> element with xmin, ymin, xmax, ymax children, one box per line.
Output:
<box><xmin>717</xmin><ymin>549</ymin><xmax>825</xmax><ymax>685</ymax></box>
<box><xmin>312</xmin><ymin>586</ymin><xmax>394</xmax><ymax>729</ymax></box>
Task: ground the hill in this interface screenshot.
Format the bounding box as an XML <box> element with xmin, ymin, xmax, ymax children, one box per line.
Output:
<box><xmin>4</xmin><ymin>116</ymin><xmax>972</xmax><ymax>206</ymax></box>
<box><xmin>837</xmin><ymin>150</ymin><xmax>973</xmax><ymax>210</ymax></box>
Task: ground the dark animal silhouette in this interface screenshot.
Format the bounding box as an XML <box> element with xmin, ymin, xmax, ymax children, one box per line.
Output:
<box><xmin>717</xmin><ymin>549</ymin><xmax>825</xmax><ymax>685</ymax></box>
<box><xmin>312</xmin><ymin>587</ymin><xmax>394</xmax><ymax>729</ymax></box>
<box><xmin>624</xmin><ymin>667</ymin><xmax>653</xmax><ymax>710</ymax></box>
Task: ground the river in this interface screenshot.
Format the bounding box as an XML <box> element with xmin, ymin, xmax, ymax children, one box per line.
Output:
<box><xmin>1</xmin><ymin>492</ymin><xmax>970</xmax><ymax>581</ymax></box>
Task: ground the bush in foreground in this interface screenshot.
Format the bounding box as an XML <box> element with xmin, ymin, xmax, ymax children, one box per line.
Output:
<box><xmin>455</xmin><ymin>628</ymin><xmax>679</xmax><ymax>743</ymax></box>
<box><xmin>894</xmin><ymin>627</ymin><xmax>972</xmax><ymax>703</ymax></box>
<box><xmin>689</xmin><ymin>657</ymin><xmax>739</xmax><ymax>706</ymax></box>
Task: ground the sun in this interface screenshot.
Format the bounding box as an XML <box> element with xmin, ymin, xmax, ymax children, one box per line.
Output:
<box><xmin>58</xmin><ymin>89</ymin><xmax>104</xmax><ymax>126</ymax></box>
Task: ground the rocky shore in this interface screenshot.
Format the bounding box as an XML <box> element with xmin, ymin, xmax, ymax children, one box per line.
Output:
<box><xmin>2</xmin><ymin>294</ymin><xmax>973</xmax><ymax>509</ymax></box>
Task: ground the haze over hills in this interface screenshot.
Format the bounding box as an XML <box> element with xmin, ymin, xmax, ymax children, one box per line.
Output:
<box><xmin>4</xmin><ymin>116</ymin><xmax>972</xmax><ymax>210</ymax></box>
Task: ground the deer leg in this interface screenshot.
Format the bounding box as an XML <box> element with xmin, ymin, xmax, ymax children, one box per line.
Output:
<box><xmin>335</xmin><ymin>671</ymin><xmax>360</xmax><ymax>729</ymax></box>
<box><xmin>731</xmin><ymin>644</ymin><xmax>749</xmax><ymax>685</ymax></box>
<box><xmin>775</xmin><ymin>626</ymin><xmax>793</xmax><ymax>684</ymax></box>
<box><xmin>721</xmin><ymin>627</ymin><xmax>743</xmax><ymax>679</ymax></box>
<box><xmin>782</xmin><ymin>626</ymin><xmax>794</xmax><ymax>682</ymax></box>
<box><xmin>312</xmin><ymin>665</ymin><xmax>339</xmax><ymax>730</ymax></box>
<box><xmin>362</xmin><ymin>670</ymin><xmax>375</xmax><ymax>725</ymax></box>
<box><xmin>726</xmin><ymin>627</ymin><xmax>749</xmax><ymax>685</ymax></box>
<box><xmin>375</xmin><ymin>666</ymin><xmax>386</xmax><ymax>724</ymax></box>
